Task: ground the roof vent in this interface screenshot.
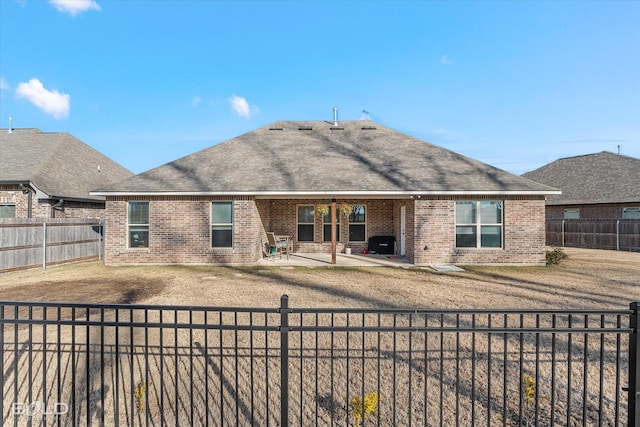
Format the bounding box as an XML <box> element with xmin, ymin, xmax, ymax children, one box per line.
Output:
<box><xmin>269</xmin><ymin>126</ymin><xmax>284</xmax><ymax>131</ymax></box>
<box><xmin>298</xmin><ymin>126</ymin><xmax>313</xmax><ymax>131</ymax></box>
<box><xmin>362</xmin><ymin>126</ymin><xmax>377</xmax><ymax>130</ymax></box>
<box><xmin>332</xmin><ymin>106</ymin><xmax>338</xmax><ymax>127</ymax></box>
<box><xmin>7</xmin><ymin>117</ymin><xmax>12</xmax><ymax>134</ymax></box>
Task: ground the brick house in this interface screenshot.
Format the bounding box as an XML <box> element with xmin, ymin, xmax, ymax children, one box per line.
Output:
<box><xmin>522</xmin><ymin>152</ymin><xmax>640</xmax><ymax>220</ymax></box>
<box><xmin>93</xmin><ymin>120</ymin><xmax>559</xmax><ymax>266</ymax></box>
<box><xmin>0</xmin><ymin>128</ymin><xmax>132</xmax><ymax>219</ymax></box>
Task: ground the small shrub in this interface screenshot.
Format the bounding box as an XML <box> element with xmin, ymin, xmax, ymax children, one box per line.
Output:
<box><xmin>521</xmin><ymin>374</ymin><xmax>537</xmax><ymax>426</ymax></box>
<box><xmin>350</xmin><ymin>392</ymin><xmax>379</xmax><ymax>426</ymax></box>
<box><xmin>546</xmin><ymin>247</ymin><xmax>567</xmax><ymax>265</ymax></box>
<box><xmin>134</xmin><ymin>382</ymin><xmax>151</xmax><ymax>413</ymax></box>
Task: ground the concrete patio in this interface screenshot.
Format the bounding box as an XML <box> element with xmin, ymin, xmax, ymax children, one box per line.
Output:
<box><xmin>255</xmin><ymin>252</ymin><xmax>413</xmax><ymax>268</ymax></box>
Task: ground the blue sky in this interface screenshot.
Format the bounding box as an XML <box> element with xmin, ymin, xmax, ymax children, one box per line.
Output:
<box><xmin>1</xmin><ymin>0</ymin><xmax>638</xmax><ymax>175</ymax></box>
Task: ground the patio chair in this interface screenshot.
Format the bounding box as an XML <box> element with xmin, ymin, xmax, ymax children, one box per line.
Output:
<box><xmin>266</xmin><ymin>232</ymin><xmax>290</xmax><ymax>260</ymax></box>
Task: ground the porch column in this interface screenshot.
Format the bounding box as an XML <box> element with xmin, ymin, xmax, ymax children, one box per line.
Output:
<box><xmin>331</xmin><ymin>199</ymin><xmax>337</xmax><ymax>264</ymax></box>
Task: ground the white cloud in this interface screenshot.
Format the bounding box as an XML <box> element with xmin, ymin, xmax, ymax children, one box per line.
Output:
<box><xmin>229</xmin><ymin>95</ymin><xmax>251</xmax><ymax>117</ymax></box>
<box><xmin>16</xmin><ymin>78</ymin><xmax>70</xmax><ymax>119</ymax></box>
<box><xmin>192</xmin><ymin>96</ymin><xmax>202</xmax><ymax>107</ymax></box>
<box><xmin>0</xmin><ymin>77</ymin><xmax>9</xmax><ymax>90</ymax></box>
<box><xmin>49</xmin><ymin>0</ymin><xmax>101</xmax><ymax>16</ymax></box>
<box><xmin>441</xmin><ymin>55</ymin><xmax>454</xmax><ymax>65</ymax></box>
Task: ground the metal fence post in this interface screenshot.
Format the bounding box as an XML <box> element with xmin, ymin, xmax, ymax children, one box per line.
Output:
<box><xmin>280</xmin><ymin>294</ymin><xmax>289</xmax><ymax>427</ymax></box>
<box><xmin>630</xmin><ymin>302</ymin><xmax>640</xmax><ymax>426</ymax></box>
<box><xmin>42</xmin><ymin>222</ymin><xmax>47</xmax><ymax>269</ymax></box>
<box><xmin>561</xmin><ymin>219</ymin><xmax>565</xmax><ymax>247</ymax></box>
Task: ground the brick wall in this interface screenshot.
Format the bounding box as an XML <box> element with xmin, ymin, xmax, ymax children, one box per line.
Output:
<box><xmin>268</xmin><ymin>199</ymin><xmax>397</xmax><ymax>254</ymax></box>
<box><xmin>413</xmin><ymin>196</ymin><xmax>547</xmax><ymax>265</ymax></box>
<box><xmin>104</xmin><ymin>195</ymin><xmax>547</xmax><ymax>266</ymax></box>
<box><xmin>0</xmin><ymin>188</ymin><xmax>29</xmax><ymax>218</ymax></box>
<box><xmin>105</xmin><ymin>196</ymin><xmax>262</xmax><ymax>265</ymax></box>
<box><xmin>0</xmin><ymin>188</ymin><xmax>104</xmax><ymax>219</ymax></box>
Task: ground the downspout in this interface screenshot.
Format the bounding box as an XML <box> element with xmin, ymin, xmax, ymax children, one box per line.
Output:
<box><xmin>51</xmin><ymin>199</ymin><xmax>64</xmax><ymax>218</ymax></box>
<box><xmin>18</xmin><ymin>183</ymin><xmax>34</xmax><ymax>219</ymax></box>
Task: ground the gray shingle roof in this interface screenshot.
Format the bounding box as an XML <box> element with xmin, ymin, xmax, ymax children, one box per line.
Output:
<box><xmin>0</xmin><ymin>128</ymin><xmax>133</xmax><ymax>201</ymax></box>
<box><xmin>94</xmin><ymin>121</ymin><xmax>558</xmax><ymax>196</ymax></box>
<box><xmin>522</xmin><ymin>151</ymin><xmax>640</xmax><ymax>205</ymax></box>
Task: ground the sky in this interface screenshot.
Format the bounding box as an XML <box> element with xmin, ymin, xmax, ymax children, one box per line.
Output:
<box><xmin>1</xmin><ymin>0</ymin><xmax>639</xmax><ymax>176</ymax></box>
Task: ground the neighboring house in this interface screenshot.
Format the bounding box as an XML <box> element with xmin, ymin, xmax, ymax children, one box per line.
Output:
<box><xmin>0</xmin><ymin>128</ymin><xmax>133</xmax><ymax>219</ymax></box>
<box><xmin>92</xmin><ymin>120</ymin><xmax>559</xmax><ymax>266</ymax></box>
<box><xmin>522</xmin><ymin>152</ymin><xmax>640</xmax><ymax>220</ymax></box>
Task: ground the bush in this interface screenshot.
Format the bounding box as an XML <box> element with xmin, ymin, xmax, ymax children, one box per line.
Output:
<box><xmin>546</xmin><ymin>247</ymin><xmax>567</xmax><ymax>265</ymax></box>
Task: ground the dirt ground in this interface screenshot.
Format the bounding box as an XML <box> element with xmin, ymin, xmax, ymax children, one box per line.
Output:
<box><xmin>0</xmin><ymin>247</ymin><xmax>638</xmax><ymax>310</ymax></box>
<box><xmin>1</xmin><ymin>247</ymin><xmax>637</xmax><ymax>425</ymax></box>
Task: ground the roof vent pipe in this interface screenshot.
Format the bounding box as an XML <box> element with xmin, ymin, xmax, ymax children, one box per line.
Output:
<box><xmin>333</xmin><ymin>107</ymin><xmax>338</xmax><ymax>127</ymax></box>
<box><xmin>7</xmin><ymin>117</ymin><xmax>12</xmax><ymax>134</ymax></box>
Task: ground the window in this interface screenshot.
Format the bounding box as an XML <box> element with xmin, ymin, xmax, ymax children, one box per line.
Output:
<box><xmin>322</xmin><ymin>205</ymin><xmax>340</xmax><ymax>242</ymax></box>
<box><xmin>348</xmin><ymin>205</ymin><xmax>366</xmax><ymax>242</ymax></box>
<box><xmin>564</xmin><ymin>209</ymin><xmax>580</xmax><ymax>219</ymax></box>
<box><xmin>0</xmin><ymin>204</ymin><xmax>16</xmax><ymax>218</ymax></box>
<box><xmin>455</xmin><ymin>201</ymin><xmax>503</xmax><ymax>248</ymax></box>
<box><xmin>211</xmin><ymin>202</ymin><xmax>233</xmax><ymax>248</ymax></box>
<box><xmin>623</xmin><ymin>207</ymin><xmax>640</xmax><ymax>219</ymax></box>
<box><xmin>297</xmin><ymin>205</ymin><xmax>315</xmax><ymax>242</ymax></box>
<box><xmin>128</xmin><ymin>201</ymin><xmax>149</xmax><ymax>248</ymax></box>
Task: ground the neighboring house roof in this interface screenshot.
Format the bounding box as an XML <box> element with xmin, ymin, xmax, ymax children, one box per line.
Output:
<box><xmin>0</xmin><ymin>128</ymin><xmax>133</xmax><ymax>202</ymax></box>
<box><xmin>522</xmin><ymin>151</ymin><xmax>640</xmax><ymax>206</ymax></box>
<box><xmin>93</xmin><ymin>120</ymin><xmax>558</xmax><ymax>197</ymax></box>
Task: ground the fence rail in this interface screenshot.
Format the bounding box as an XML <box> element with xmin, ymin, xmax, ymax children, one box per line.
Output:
<box><xmin>0</xmin><ymin>219</ymin><xmax>103</xmax><ymax>272</ymax></box>
<box><xmin>1</xmin><ymin>297</ymin><xmax>637</xmax><ymax>426</ymax></box>
<box><xmin>547</xmin><ymin>219</ymin><xmax>640</xmax><ymax>252</ymax></box>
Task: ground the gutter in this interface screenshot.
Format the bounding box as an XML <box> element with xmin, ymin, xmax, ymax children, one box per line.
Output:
<box><xmin>18</xmin><ymin>183</ymin><xmax>35</xmax><ymax>218</ymax></box>
<box><xmin>51</xmin><ymin>199</ymin><xmax>64</xmax><ymax>218</ymax></box>
<box><xmin>90</xmin><ymin>190</ymin><xmax>562</xmax><ymax>198</ymax></box>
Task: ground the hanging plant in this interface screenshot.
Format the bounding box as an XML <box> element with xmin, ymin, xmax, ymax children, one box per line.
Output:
<box><xmin>315</xmin><ymin>204</ymin><xmax>330</xmax><ymax>217</ymax></box>
<box><xmin>339</xmin><ymin>204</ymin><xmax>352</xmax><ymax>217</ymax></box>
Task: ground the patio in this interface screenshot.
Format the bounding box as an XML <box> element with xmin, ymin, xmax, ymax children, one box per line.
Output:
<box><xmin>255</xmin><ymin>252</ymin><xmax>413</xmax><ymax>268</ymax></box>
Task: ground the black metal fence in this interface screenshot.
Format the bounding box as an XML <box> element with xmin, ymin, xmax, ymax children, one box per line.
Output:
<box><xmin>1</xmin><ymin>297</ymin><xmax>637</xmax><ymax>426</ymax></box>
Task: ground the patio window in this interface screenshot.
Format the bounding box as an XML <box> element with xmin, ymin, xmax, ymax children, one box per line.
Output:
<box><xmin>297</xmin><ymin>205</ymin><xmax>315</xmax><ymax>242</ymax></box>
<box><xmin>622</xmin><ymin>207</ymin><xmax>640</xmax><ymax>219</ymax></box>
<box><xmin>128</xmin><ymin>201</ymin><xmax>149</xmax><ymax>248</ymax></box>
<box><xmin>0</xmin><ymin>204</ymin><xmax>15</xmax><ymax>218</ymax></box>
<box><xmin>564</xmin><ymin>209</ymin><xmax>580</xmax><ymax>219</ymax></box>
<box><xmin>322</xmin><ymin>205</ymin><xmax>340</xmax><ymax>242</ymax></box>
<box><xmin>211</xmin><ymin>201</ymin><xmax>233</xmax><ymax>248</ymax></box>
<box><xmin>455</xmin><ymin>201</ymin><xmax>503</xmax><ymax>248</ymax></box>
<box><xmin>348</xmin><ymin>205</ymin><xmax>366</xmax><ymax>242</ymax></box>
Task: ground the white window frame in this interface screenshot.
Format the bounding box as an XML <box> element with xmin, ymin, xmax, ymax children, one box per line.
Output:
<box><xmin>127</xmin><ymin>201</ymin><xmax>149</xmax><ymax>248</ymax></box>
<box><xmin>455</xmin><ymin>200</ymin><xmax>503</xmax><ymax>249</ymax></box>
<box><xmin>211</xmin><ymin>201</ymin><xmax>233</xmax><ymax>248</ymax></box>
<box><xmin>297</xmin><ymin>205</ymin><xmax>315</xmax><ymax>242</ymax></box>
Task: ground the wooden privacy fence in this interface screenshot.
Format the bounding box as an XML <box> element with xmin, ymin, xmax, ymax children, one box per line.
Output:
<box><xmin>547</xmin><ymin>219</ymin><xmax>640</xmax><ymax>252</ymax></box>
<box><xmin>0</xmin><ymin>219</ymin><xmax>103</xmax><ymax>272</ymax></box>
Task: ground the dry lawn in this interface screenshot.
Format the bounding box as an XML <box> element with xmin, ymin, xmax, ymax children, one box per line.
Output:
<box><xmin>1</xmin><ymin>247</ymin><xmax>638</xmax><ymax>426</ymax></box>
<box><xmin>0</xmin><ymin>247</ymin><xmax>638</xmax><ymax>309</ymax></box>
